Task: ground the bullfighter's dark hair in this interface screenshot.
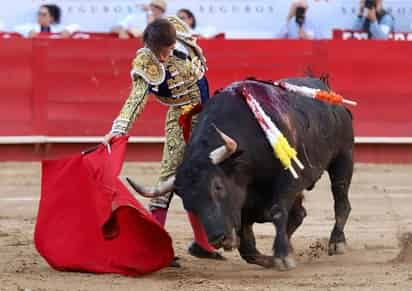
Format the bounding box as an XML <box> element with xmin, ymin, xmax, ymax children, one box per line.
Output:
<box><xmin>41</xmin><ymin>4</ymin><xmax>62</xmax><ymax>24</ymax></box>
<box><xmin>143</xmin><ymin>18</ymin><xmax>177</xmax><ymax>55</ymax></box>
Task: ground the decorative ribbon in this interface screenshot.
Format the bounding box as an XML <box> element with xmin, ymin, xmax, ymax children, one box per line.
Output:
<box><xmin>178</xmin><ymin>103</ymin><xmax>203</xmax><ymax>143</ymax></box>
<box><xmin>275</xmin><ymin>81</ymin><xmax>357</xmax><ymax>106</ymax></box>
<box><xmin>241</xmin><ymin>86</ymin><xmax>304</xmax><ymax>179</ymax></box>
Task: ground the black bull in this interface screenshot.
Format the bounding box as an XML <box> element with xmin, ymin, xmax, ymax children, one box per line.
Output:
<box><xmin>130</xmin><ymin>77</ymin><xmax>354</xmax><ymax>271</ymax></box>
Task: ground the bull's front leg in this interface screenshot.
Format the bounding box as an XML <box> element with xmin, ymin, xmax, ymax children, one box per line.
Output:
<box><xmin>238</xmin><ymin>223</ymin><xmax>274</xmax><ymax>268</ymax></box>
<box><xmin>271</xmin><ymin>203</ymin><xmax>297</xmax><ymax>271</ymax></box>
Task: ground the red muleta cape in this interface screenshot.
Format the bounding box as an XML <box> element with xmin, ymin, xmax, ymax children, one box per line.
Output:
<box><xmin>34</xmin><ymin>136</ymin><xmax>174</xmax><ymax>276</ymax></box>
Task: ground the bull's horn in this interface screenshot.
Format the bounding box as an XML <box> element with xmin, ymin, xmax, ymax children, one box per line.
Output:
<box><xmin>123</xmin><ymin>176</ymin><xmax>175</xmax><ymax>198</ymax></box>
<box><xmin>209</xmin><ymin>126</ymin><xmax>238</xmax><ymax>165</ymax></box>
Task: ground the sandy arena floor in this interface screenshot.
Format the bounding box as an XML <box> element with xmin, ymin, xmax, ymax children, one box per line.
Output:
<box><xmin>0</xmin><ymin>162</ymin><xmax>411</xmax><ymax>291</ymax></box>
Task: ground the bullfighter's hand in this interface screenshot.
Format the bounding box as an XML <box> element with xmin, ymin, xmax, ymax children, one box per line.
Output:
<box><xmin>102</xmin><ymin>132</ymin><xmax>119</xmax><ymax>146</ymax></box>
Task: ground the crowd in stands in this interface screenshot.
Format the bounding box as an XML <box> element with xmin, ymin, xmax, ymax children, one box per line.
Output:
<box><xmin>278</xmin><ymin>0</ymin><xmax>394</xmax><ymax>39</ymax></box>
<box><xmin>0</xmin><ymin>0</ymin><xmax>398</xmax><ymax>40</ymax></box>
<box><xmin>14</xmin><ymin>4</ymin><xmax>79</xmax><ymax>38</ymax></box>
<box><xmin>354</xmin><ymin>0</ymin><xmax>394</xmax><ymax>39</ymax></box>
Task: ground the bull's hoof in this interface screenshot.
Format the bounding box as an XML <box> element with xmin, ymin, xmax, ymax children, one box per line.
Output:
<box><xmin>249</xmin><ymin>255</ymin><xmax>274</xmax><ymax>268</ymax></box>
<box><xmin>274</xmin><ymin>256</ymin><xmax>296</xmax><ymax>271</ymax></box>
<box><xmin>328</xmin><ymin>242</ymin><xmax>346</xmax><ymax>255</ymax></box>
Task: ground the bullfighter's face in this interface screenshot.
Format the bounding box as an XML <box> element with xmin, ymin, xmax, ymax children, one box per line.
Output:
<box><xmin>156</xmin><ymin>43</ymin><xmax>175</xmax><ymax>63</ymax></box>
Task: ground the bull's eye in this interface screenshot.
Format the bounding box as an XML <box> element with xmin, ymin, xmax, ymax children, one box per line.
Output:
<box><xmin>210</xmin><ymin>177</ymin><xmax>226</xmax><ymax>201</ymax></box>
<box><xmin>212</xmin><ymin>183</ymin><xmax>226</xmax><ymax>199</ymax></box>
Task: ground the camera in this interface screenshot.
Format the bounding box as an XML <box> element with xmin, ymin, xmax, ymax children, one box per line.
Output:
<box><xmin>295</xmin><ymin>6</ymin><xmax>306</xmax><ymax>27</ymax></box>
<box><xmin>365</xmin><ymin>0</ymin><xmax>376</xmax><ymax>9</ymax></box>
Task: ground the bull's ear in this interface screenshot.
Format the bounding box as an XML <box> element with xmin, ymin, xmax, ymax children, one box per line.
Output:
<box><xmin>215</xmin><ymin>150</ymin><xmax>244</xmax><ymax>170</ymax></box>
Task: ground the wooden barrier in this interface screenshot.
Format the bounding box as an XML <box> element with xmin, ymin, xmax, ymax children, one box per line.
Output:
<box><xmin>1</xmin><ymin>38</ymin><xmax>411</xmax><ymax>162</ymax></box>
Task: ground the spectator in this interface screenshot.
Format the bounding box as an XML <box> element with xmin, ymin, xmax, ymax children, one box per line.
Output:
<box><xmin>277</xmin><ymin>0</ymin><xmax>321</xmax><ymax>39</ymax></box>
<box><xmin>177</xmin><ymin>8</ymin><xmax>219</xmax><ymax>38</ymax></box>
<box><xmin>177</xmin><ymin>9</ymin><xmax>196</xmax><ymax>31</ymax></box>
<box><xmin>354</xmin><ymin>0</ymin><xmax>394</xmax><ymax>39</ymax></box>
<box><xmin>111</xmin><ymin>0</ymin><xmax>167</xmax><ymax>39</ymax></box>
<box><xmin>14</xmin><ymin>4</ymin><xmax>79</xmax><ymax>38</ymax></box>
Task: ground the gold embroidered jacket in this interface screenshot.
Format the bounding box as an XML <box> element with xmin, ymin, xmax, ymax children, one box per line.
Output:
<box><xmin>111</xmin><ymin>16</ymin><xmax>207</xmax><ymax>134</ymax></box>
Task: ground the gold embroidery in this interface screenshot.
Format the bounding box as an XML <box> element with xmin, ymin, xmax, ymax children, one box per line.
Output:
<box><xmin>113</xmin><ymin>37</ymin><xmax>207</xmax><ymax>129</ymax></box>
<box><xmin>149</xmin><ymin>106</ymin><xmax>199</xmax><ymax>210</ymax></box>
<box><xmin>112</xmin><ymin>76</ymin><xmax>149</xmax><ymax>134</ymax></box>
<box><xmin>131</xmin><ymin>48</ymin><xmax>165</xmax><ymax>85</ymax></box>
<box><xmin>166</xmin><ymin>15</ymin><xmax>207</xmax><ymax>69</ymax></box>
<box><xmin>166</xmin><ymin>16</ymin><xmax>191</xmax><ymax>35</ymax></box>
<box><xmin>168</xmin><ymin>65</ymin><xmax>178</xmax><ymax>76</ymax></box>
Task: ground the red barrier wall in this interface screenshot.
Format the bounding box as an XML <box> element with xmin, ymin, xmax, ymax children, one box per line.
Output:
<box><xmin>1</xmin><ymin>39</ymin><xmax>411</xmax><ymax>162</ymax></box>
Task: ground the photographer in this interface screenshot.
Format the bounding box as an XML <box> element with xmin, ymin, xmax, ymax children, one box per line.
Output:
<box><xmin>354</xmin><ymin>0</ymin><xmax>394</xmax><ymax>39</ymax></box>
<box><xmin>277</xmin><ymin>0</ymin><xmax>321</xmax><ymax>39</ymax></box>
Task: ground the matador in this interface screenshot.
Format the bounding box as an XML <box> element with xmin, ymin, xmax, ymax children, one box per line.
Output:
<box><xmin>103</xmin><ymin>16</ymin><xmax>223</xmax><ymax>264</ymax></box>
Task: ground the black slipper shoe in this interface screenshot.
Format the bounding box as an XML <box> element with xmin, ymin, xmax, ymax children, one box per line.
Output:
<box><xmin>188</xmin><ymin>242</ymin><xmax>226</xmax><ymax>260</ymax></box>
<box><xmin>168</xmin><ymin>257</ymin><xmax>181</xmax><ymax>268</ymax></box>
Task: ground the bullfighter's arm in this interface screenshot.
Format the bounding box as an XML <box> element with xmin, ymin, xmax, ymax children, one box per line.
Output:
<box><xmin>110</xmin><ymin>76</ymin><xmax>149</xmax><ymax>134</ymax></box>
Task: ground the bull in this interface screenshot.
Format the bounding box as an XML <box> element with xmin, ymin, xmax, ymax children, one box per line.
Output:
<box><xmin>127</xmin><ymin>77</ymin><xmax>354</xmax><ymax>271</ymax></box>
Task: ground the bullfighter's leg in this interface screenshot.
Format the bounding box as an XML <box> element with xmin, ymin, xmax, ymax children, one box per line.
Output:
<box><xmin>286</xmin><ymin>193</ymin><xmax>307</xmax><ymax>252</ymax></box>
<box><xmin>148</xmin><ymin>108</ymin><xmax>223</xmax><ymax>260</ymax></box>
<box><xmin>238</xmin><ymin>223</ymin><xmax>274</xmax><ymax>268</ymax></box>
<box><xmin>271</xmin><ymin>201</ymin><xmax>297</xmax><ymax>271</ymax></box>
<box><xmin>327</xmin><ymin>151</ymin><xmax>353</xmax><ymax>255</ymax></box>
<box><xmin>148</xmin><ymin>109</ymin><xmax>182</xmax><ymax>223</ymax></box>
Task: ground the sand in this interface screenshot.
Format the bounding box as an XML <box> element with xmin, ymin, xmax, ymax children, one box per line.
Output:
<box><xmin>1</xmin><ymin>162</ymin><xmax>412</xmax><ymax>291</ymax></box>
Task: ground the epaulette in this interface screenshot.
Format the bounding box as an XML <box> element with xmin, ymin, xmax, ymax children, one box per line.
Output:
<box><xmin>166</xmin><ymin>16</ymin><xmax>207</xmax><ymax>68</ymax></box>
<box><xmin>131</xmin><ymin>47</ymin><xmax>165</xmax><ymax>85</ymax></box>
<box><xmin>166</xmin><ymin>16</ymin><xmax>191</xmax><ymax>36</ymax></box>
